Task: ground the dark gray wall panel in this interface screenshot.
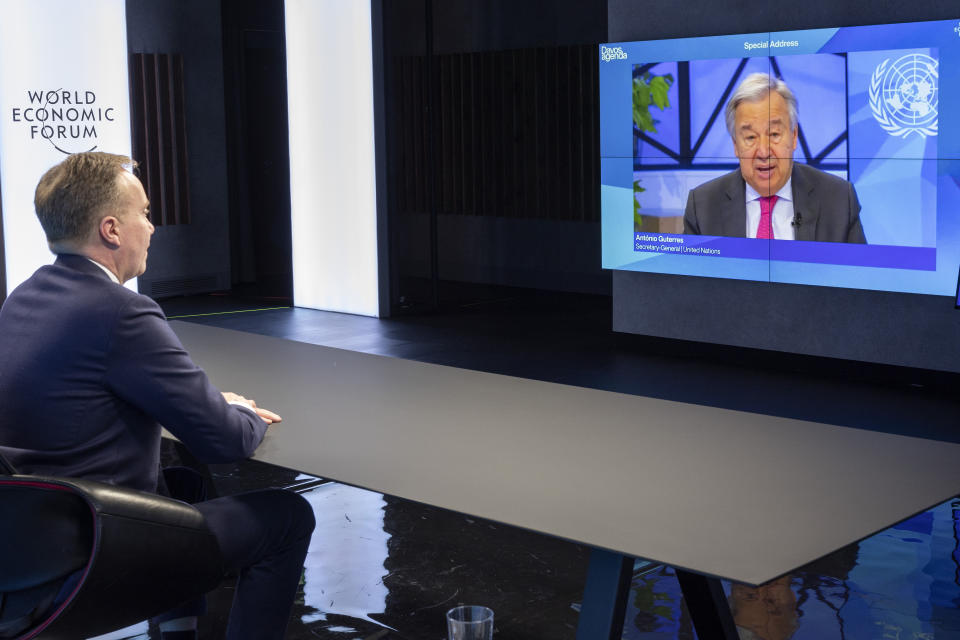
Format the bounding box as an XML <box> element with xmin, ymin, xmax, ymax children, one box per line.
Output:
<box><xmin>400</xmin><ymin>215</ymin><xmax>610</xmax><ymax>295</ymax></box>
<box><xmin>383</xmin><ymin>0</ymin><xmax>610</xmax><ymax>302</ymax></box>
<box><xmin>613</xmin><ymin>271</ymin><xmax>960</xmax><ymax>372</ymax></box>
<box><xmin>434</xmin><ymin>0</ymin><xmax>607</xmax><ymax>53</ymax></box>
<box><xmin>126</xmin><ymin>0</ymin><xmax>231</xmax><ymax>296</ymax></box>
<box><xmin>608</xmin><ymin>0</ymin><xmax>958</xmax><ymax>41</ymax></box>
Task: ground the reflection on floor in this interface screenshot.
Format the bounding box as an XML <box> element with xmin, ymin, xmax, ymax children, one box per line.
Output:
<box><xmin>623</xmin><ymin>497</ymin><xmax>960</xmax><ymax>639</ymax></box>
<box><xmin>152</xmin><ymin>450</ymin><xmax>587</xmax><ymax>640</ymax></box>
<box><xmin>134</xmin><ymin>291</ymin><xmax>960</xmax><ymax>639</ymax></box>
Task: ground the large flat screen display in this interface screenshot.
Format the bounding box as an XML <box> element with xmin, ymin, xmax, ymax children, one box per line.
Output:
<box><xmin>599</xmin><ymin>19</ymin><xmax>960</xmax><ymax>295</ymax></box>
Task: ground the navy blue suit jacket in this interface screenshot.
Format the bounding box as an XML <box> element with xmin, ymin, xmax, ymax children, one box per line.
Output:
<box><xmin>683</xmin><ymin>163</ymin><xmax>867</xmax><ymax>243</ymax></box>
<box><xmin>0</xmin><ymin>254</ymin><xmax>267</xmax><ymax>492</ymax></box>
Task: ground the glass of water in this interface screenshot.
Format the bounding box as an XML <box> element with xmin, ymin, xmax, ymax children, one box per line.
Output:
<box><xmin>446</xmin><ymin>605</ymin><xmax>494</xmax><ymax>640</ymax></box>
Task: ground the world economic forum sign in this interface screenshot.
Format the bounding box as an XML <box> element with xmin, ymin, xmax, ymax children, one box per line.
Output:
<box><xmin>9</xmin><ymin>89</ymin><xmax>120</xmax><ymax>155</ymax></box>
<box><xmin>0</xmin><ymin>0</ymin><xmax>132</xmax><ymax>295</ymax></box>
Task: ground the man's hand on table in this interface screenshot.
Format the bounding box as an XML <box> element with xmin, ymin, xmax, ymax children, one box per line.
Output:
<box><xmin>222</xmin><ymin>391</ymin><xmax>283</xmax><ymax>425</ymax></box>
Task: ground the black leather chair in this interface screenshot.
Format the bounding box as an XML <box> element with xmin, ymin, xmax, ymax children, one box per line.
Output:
<box><xmin>0</xmin><ymin>453</ymin><xmax>224</xmax><ymax>640</ymax></box>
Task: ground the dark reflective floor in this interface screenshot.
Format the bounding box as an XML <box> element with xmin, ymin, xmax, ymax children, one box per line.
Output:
<box><xmin>98</xmin><ymin>290</ymin><xmax>960</xmax><ymax>639</ymax></box>
<box><xmin>139</xmin><ymin>448</ymin><xmax>588</xmax><ymax>640</ymax></box>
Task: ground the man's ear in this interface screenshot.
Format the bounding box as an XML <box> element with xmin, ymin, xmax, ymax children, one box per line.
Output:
<box><xmin>98</xmin><ymin>215</ymin><xmax>121</xmax><ymax>248</ymax></box>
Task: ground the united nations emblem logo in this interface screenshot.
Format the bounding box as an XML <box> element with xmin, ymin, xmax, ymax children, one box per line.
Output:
<box><xmin>869</xmin><ymin>53</ymin><xmax>938</xmax><ymax>138</ymax></box>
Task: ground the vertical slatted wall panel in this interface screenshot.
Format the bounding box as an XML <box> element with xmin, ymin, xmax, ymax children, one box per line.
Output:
<box><xmin>391</xmin><ymin>44</ymin><xmax>599</xmax><ymax>223</ymax></box>
<box><xmin>463</xmin><ymin>53</ymin><xmax>477</xmax><ymax>216</ymax></box>
<box><xmin>130</xmin><ymin>53</ymin><xmax>191</xmax><ymax>226</ymax></box>
<box><xmin>169</xmin><ymin>55</ymin><xmax>191</xmax><ymax>224</ymax></box>
<box><xmin>396</xmin><ymin>57</ymin><xmax>412</xmax><ymax>214</ymax></box>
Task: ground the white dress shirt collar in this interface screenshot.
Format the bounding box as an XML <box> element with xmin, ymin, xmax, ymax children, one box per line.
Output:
<box><xmin>85</xmin><ymin>257</ymin><xmax>120</xmax><ymax>284</ymax></box>
<box><xmin>744</xmin><ymin>177</ymin><xmax>796</xmax><ymax>240</ymax></box>
<box><xmin>744</xmin><ymin>178</ymin><xmax>793</xmax><ymax>204</ymax></box>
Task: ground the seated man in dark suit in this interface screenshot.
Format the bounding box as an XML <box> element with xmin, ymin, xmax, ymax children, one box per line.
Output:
<box><xmin>684</xmin><ymin>73</ymin><xmax>866</xmax><ymax>243</ymax></box>
<box><xmin>0</xmin><ymin>152</ymin><xmax>315</xmax><ymax>640</ymax></box>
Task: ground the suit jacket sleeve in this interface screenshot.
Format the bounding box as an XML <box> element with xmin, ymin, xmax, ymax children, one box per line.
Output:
<box><xmin>845</xmin><ymin>181</ymin><xmax>866</xmax><ymax>244</ymax></box>
<box><xmin>683</xmin><ymin>190</ymin><xmax>701</xmax><ymax>235</ymax></box>
<box><xmin>103</xmin><ymin>293</ymin><xmax>268</xmax><ymax>464</ymax></box>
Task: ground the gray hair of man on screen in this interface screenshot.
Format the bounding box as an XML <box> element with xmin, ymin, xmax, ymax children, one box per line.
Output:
<box><xmin>723</xmin><ymin>72</ymin><xmax>799</xmax><ymax>138</ymax></box>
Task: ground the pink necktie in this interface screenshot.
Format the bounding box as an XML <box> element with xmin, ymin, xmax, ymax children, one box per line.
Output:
<box><xmin>756</xmin><ymin>195</ymin><xmax>779</xmax><ymax>239</ymax></box>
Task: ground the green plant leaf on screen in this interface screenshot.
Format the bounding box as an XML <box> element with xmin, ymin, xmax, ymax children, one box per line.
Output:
<box><xmin>649</xmin><ymin>74</ymin><xmax>673</xmax><ymax>111</ymax></box>
<box><xmin>632</xmin><ymin>72</ymin><xmax>674</xmax><ymax>133</ymax></box>
<box><xmin>633</xmin><ymin>71</ymin><xmax>674</xmax><ymax>221</ymax></box>
<box><xmin>633</xmin><ymin>180</ymin><xmax>644</xmax><ymax>227</ymax></box>
<box><xmin>633</xmin><ymin>79</ymin><xmax>655</xmax><ymax>132</ymax></box>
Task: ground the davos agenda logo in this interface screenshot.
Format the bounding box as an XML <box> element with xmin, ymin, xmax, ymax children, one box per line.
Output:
<box><xmin>869</xmin><ymin>53</ymin><xmax>938</xmax><ymax>139</ymax></box>
<box><xmin>9</xmin><ymin>88</ymin><xmax>118</xmax><ymax>154</ymax></box>
<box><xmin>600</xmin><ymin>45</ymin><xmax>627</xmax><ymax>62</ymax></box>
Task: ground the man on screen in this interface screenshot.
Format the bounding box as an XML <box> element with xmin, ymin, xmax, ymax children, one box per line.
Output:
<box><xmin>683</xmin><ymin>73</ymin><xmax>866</xmax><ymax>243</ymax></box>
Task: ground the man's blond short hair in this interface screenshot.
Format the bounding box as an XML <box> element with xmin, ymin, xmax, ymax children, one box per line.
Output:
<box><xmin>34</xmin><ymin>152</ymin><xmax>138</xmax><ymax>246</ymax></box>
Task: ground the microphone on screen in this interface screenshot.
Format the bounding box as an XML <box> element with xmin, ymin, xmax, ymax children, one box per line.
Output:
<box><xmin>792</xmin><ymin>211</ymin><xmax>803</xmax><ymax>228</ymax></box>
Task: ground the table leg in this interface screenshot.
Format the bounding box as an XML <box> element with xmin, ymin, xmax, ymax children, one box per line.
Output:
<box><xmin>575</xmin><ymin>548</ymin><xmax>633</xmax><ymax>640</ymax></box>
<box><xmin>675</xmin><ymin>569</ymin><xmax>739</xmax><ymax>640</ymax></box>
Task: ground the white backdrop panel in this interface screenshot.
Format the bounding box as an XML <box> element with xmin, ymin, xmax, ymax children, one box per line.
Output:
<box><xmin>285</xmin><ymin>0</ymin><xmax>380</xmax><ymax>317</ymax></box>
<box><xmin>0</xmin><ymin>0</ymin><xmax>132</xmax><ymax>294</ymax></box>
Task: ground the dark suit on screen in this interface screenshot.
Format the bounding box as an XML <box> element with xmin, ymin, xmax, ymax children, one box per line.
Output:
<box><xmin>0</xmin><ymin>254</ymin><xmax>314</xmax><ymax>640</ymax></box>
<box><xmin>683</xmin><ymin>163</ymin><xmax>866</xmax><ymax>243</ymax></box>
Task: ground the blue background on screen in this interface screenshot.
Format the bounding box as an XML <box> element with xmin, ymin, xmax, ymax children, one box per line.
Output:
<box><xmin>600</xmin><ymin>19</ymin><xmax>960</xmax><ymax>296</ymax></box>
<box><xmin>634</xmin><ymin>54</ymin><xmax>850</xmax><ymax>167</ymax></box>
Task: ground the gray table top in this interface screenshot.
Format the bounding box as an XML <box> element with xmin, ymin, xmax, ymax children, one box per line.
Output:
<box><xmin>172</xmin><ymin>321</ymin><xmax>960</xmax><ymax>586</ymax></box>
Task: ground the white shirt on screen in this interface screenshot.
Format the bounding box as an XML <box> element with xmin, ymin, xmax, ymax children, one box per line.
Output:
<box><xmin>745</xmin><ymin>178</ymin><xmax>795</xmax><ymax>240</ymax></box>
